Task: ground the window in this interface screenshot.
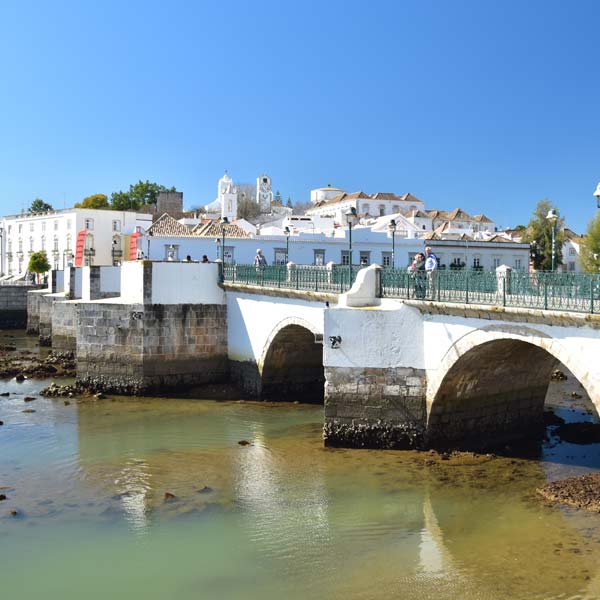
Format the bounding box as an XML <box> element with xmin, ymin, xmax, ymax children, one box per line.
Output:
<box><xmin>65</xmin><ymin>235</ymin><xmax>72</xmax><ymax>252</ymax></box>
<box><xmin>85</xmin><ymin>218</ymin><xmax>94</xmax><ymax>230</ymax></box>
<box><xmin>41</xmin><ymin>235</ymin><xmax>46</xmax><ymax>251</ymax></box>
<box><xmin>7</xmin><ymin>225</ymin><xmax>11</xmax><ymax>234</ymax></box>
<box><xmin>362</xmin><ymin>204</ymin><xmax>370</xmax><ymax>215</ymax></box>
<box><xmin>341</xmin><ymin>250</ymin><xmax>350</xmax><ymax>265</ymax></box>
<box><xmin>53</xmin><ymin>236</ymin><xmax>59</xmax><ymax>252</ymax></box>
<box><xmin>66</xmin><ymin>220</ymin><xmax>71</xmax><ymax>230</ymax></box>
<box><xmin>54</xmin><ymin>220</ymin><xmax>58</xmax><ymax>231</ymax></box>
<box><xmin>274</xmin><ymin>248</ymin><xmax>287</xmax><ymax>265</ymax></box>
<box><xmin>382</xmin><ymin>251</ymin><xmax>392</xmax><ymax>267</ymax></box>
<box><xmin>515</xmin><ymin>258</ymin><xmax>522</xmax><ymax>270</ymax></box>
<box><xmin>18</xmin><ymin>239</ymin><xmax>22</xmax><ymax>252</ymax></box>
<box><xmin>164</xmin><ymin>244</ymin><xmax>179</xmax><ymax>261</ymax></box>
<box><xmin>359</xmin><ymin>251</ymin><xmax>370</xmax><ymax>266</ymax></box>
<box><xmin>493</xmin><ymin>257</ymin><xmax>501</xmax><ymax>268</ymax></box>
<box><xmin>473</xmin><ymin>257</ymin><xmax>481</xmax><ymax>268</ymax></box>
<box><xmin>29</xmin><ymin>223</ymin><xmax>34</xmax><ymax>232</ymax></box>
<box><xmin>29</xmin><ymin>237</ymin><xmax>34</xmax><ymax>251</ymax></box>
<box><xmin>378</xmin><ymin>205</ymin><xmax>385</xmax><ymax>217</ymax></box>
<box><xmin>392</xmin><ymin>205</ymin><xmax>399</xmax><ymax>213</ymax></box>
<box><xmin>112</xmin><ymin>220</ymin><xmax>121</xmax><ymax>232</ymax></box>
<box><xmin>42</xmin><ymin>222</ymin><xmax>46</xmax><ymax>232</ymax></box>
<box><xmin>569</xmin><ymin>247</ymin><xmax>576</xmax><ymax>256</ymax></box>
<box><xmin>568</xmin><ymin>261</ymin><xmax>576</xmax><ymax>271</ymax></box>
<box><xmin>18</xmin><ymin>224</ymin><xmax>22</xmax><ymax>234</ymax></box>
<box><xmin>314</xmin><ymin>249</ymin><xmax>325</xmax><ymax>266</ymax></box>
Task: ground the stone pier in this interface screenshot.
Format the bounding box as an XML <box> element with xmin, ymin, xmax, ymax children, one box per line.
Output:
<box><xmin>75</xmin><ymin>261</ymin><xmax>228</xmax><ymax>394</ymax></box>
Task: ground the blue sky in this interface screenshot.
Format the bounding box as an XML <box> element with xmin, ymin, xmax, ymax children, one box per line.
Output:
<box><xmin>1</xmin><ymin>0</ymin><xmax>599</xmax><ymax>232</ymax></box>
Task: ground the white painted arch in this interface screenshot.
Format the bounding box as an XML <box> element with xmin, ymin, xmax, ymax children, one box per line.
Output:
<box><xmin>426</xmin><ymin>323</ymin><xmax>600</xmax><ymax>416</ymax></box>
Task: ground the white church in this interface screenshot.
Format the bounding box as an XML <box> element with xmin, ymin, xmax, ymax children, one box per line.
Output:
<box><xmin>203</xmin><ymin>171</ymin><xmax>280</xmax><ymax>221</ymax></box>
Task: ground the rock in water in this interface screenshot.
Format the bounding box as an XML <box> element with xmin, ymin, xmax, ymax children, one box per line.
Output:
<box><xmin>238</xmin><ymin>440</ymin><xmax>251</xmax><ymax>446</ymax></box>
<box><xmin>164</xmin><ymin>492</ymin><xmax>177</xmax><ymax>501</ymax></box>
<box><xmin>538</xmin><ymin>473</ymin><xmax>600</xmax><ymax>512</ymax></box>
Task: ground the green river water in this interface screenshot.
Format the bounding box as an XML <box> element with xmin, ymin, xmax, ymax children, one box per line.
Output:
<box><xmin>1</xmin><ymin>332</ymin><xmax>600</xmax><ymax>599</ymax></box>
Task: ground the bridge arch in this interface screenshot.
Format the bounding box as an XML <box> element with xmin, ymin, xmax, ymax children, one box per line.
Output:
<box><xmin>259</xmin><ymin>317</ymin><xmax>324</xmax><ymax>402</ymax></box>
<box><xmin>426</xmin><ymin>326</ymin><xmax>597</xmax><ymax>448</ymax></box>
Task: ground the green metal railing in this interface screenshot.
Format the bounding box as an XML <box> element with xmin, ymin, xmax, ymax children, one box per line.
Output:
<box><xmin>381</xmin><ymin>269</ymin><xmax>600</xmax><ymax>313</ymax></box>
<box><xmin>222</xmin><ymin>264</ymin><xmax>362</xmax><ymax>294</ymax></box>
<box><xmin>223</xmin><ymin>264</ymin><xmax>600</xmax><ymax>314</ymax></box>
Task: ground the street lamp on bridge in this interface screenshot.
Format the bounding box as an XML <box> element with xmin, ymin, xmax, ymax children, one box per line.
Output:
<box><xmin>284</xmin><ymin>226</ymin><xmax>290</xmax><ymax>263</ymax></box>
<box><xmin>594</xmin><ymin>182</ymin><xmax>600</xmax><ymax>208</ymax></box>
<box><xmin>388</xmin><ymin>219</ymin><xmax>397</xmax><ymax>268</ymax></box>
<box><xmin>546</xmin><ymin>208</ymin><xmax>558</xmax><ymax>272</ymax></box>
<box><xmin>344</xmin><ymin>207</ymin><xmax>358</xmax><ymax>267</ymax></box>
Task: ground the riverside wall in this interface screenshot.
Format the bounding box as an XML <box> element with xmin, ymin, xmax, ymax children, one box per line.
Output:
<box><xmin>0</xmin><ymin>285</ymin><xmax>39</xmax><ymax>329</ymax></box>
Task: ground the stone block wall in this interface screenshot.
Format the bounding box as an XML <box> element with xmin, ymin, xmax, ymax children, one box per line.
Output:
<box><xmin>76</xmin><ymin>303</ymin><xmax>228</xmax><ymax>394</ymax></box>
<box><xmin>26</xmin><ymin>289</ymin><xmax>47</xmax><ymax>334</ymax></box>
<box><xmin>0</xmin><ymin>285</ymin><xmax>36</xmax><ymax>328</ymax></box>
<box><xmin>52</xmin><ymin>301</ymin><xmax>77</xmax><ymax>353</ymax></box>
<box><xmin>38</xmin><ymin>294</ymin><xmax>60</xmax><ymax>346</ymax></box>
<box><xmin>323</xmin><ymin>366</ymin><xmax>427</xmax><ymax>449</ymax></box>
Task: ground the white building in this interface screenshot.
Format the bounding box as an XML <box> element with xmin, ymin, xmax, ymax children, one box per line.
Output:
<box><xmin>0</xmin><ymin>208</ymin><xmax>152</xmax><ymax>277</ymax></box>
<box><xmin>306</xmin><ymin>189</ymin><xmax>426</xmax><ymax>223</ymax></box>
<box><xmin>144</xmin><ymin>213</ymin><xmax>529</xmax><ymax>271</ymax></box>
<box><xmin>561</xmin><ymin>228</ymin><xmax>584</xmax><ymax>273</ymax></box>
<box><xmin>204</xmin><ymin>172</ymin><xmax>238</xmax><ymax>221</ymax></box>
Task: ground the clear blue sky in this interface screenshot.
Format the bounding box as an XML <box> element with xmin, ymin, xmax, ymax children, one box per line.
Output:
<box><xmin>1</xmin><ymin>0</ymin><xmax>599</xmax><ymax>232</ymax></box>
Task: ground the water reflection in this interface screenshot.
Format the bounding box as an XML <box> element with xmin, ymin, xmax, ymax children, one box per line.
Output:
<box><xmin>2</xmin><ymin>373</ymin><xmax>600</xmax><ymax>599</ymax></box>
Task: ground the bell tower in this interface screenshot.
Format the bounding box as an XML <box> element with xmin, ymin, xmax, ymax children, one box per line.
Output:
<box><xmin>256</xmin><ymin>174</ymin><xmax>272</xmax><ymax>212</ymax></box>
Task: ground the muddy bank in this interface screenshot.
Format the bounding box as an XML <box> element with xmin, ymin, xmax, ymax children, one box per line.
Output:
<box><xmin>538</xmin><ymin>473</ymin><xmax>600</xmax><ymax>512</ymax></box>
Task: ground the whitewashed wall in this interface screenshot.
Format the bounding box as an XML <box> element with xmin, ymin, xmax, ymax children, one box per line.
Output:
<box><xmin>227</xmin><ymin>292</ymin><xmax>325</xmax><ymax>364</ymax></box>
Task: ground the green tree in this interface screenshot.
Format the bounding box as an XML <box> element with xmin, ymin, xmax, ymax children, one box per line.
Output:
<box><xmin>285</xmin><ymin>196</ymin><xmax>293</xmax><ymax>209</ymax></box>
<box><xmin>74</xmin><ymin>194</ymin><xmax>109</xmax><ymax>209</ymax></box>
<box><xmin>237</xmin><ymin>197</ymin><xmax>261</xmax><ymax>221</ymax></box>
<box><xmin>273</xmin><ymin>190</ymin><xmax>282</xmax><ymax>205</ymax></box>
<box><xmin>110</xmin><ymin>180</ymin><xmax>177</xmax><ymax>211</ymax></box>
<box><xmin>522</xmin><ymin>199</ymin><xmax>565</xmax><ymax>271</ymax></box>
<box><xmin>579</xmin><ymin>213</ymin><xmax>600</xmax><ymax>272</ymax></box>
<box><xmin>29</xmin><ymin>198</ymin><xmax>53</xmax><ymax>213</ymax></box>
<box><xmin>27</xmin><ymin>251</ymin><xmax>50</xmax><ymax>283</ymax></box>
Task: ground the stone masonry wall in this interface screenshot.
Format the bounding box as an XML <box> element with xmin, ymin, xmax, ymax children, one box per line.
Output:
<box><xmin>324</xmin><ymin>366</ymin><xmax>427</xmax><ymax>449</ymax></box>
<box><xmin>38</xmin><ymin>294</ymin><xmax>58</xmax><ymax>346</ymax></box>
<box><xmin>27</xmin><ymin>289</ymin><xmax>47</xmax><ymax>333</ymax></box>
<box><xmin>77</xmin><ymin>303</ymin><xmax>228</xmax><ymax>394</ymax></box>
<box><xmin>0</xmin><ymin>285</ymin><xmax>36</xmax><ymax>328</ymax></box>
<box><xmin>52</xmin><ymin>301</ymin><xmax>77</xmax><ymax>353</ymax></box>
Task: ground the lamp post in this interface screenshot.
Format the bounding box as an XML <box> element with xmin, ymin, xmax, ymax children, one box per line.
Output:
<box><xmin>546</xmin><ymin>208</ymin><xmax>558</xmax><ymax>271</ymax></box>
<box><xmin>284</xmin><ymin>226</ymin><xmax>290</xmax><ymax>263</ymax></box>
<box><xmin>594</xmin><ymin>183</ymin><xmax>600</xmax><ymax>209</ymax></box>
<box><xmin>388</xmin><ymin>219</ymin><xmax>397</xmax><ymax>268</ymax></box>
<box><xmin>220</xmin><ymin>216</ymin><xmax>229</xmax><ymax>264</ymax></box>
<box><xmin>344</xmin><ymin>207</ymin><xmax>357</xmax><ymax>267</ymax></box>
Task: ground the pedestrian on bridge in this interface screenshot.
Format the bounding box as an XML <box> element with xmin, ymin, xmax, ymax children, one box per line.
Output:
<box><xmin>425</xmin><ymin>247</ymin><xmax>438</xmax><ymax>299</ymax></box>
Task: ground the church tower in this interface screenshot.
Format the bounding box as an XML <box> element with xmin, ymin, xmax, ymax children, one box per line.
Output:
<box><xmin>219</xmin><ymin>171</ymin><xmax>238</xmax><ymax>221</ymax></box>
<box><xmin>256</xmin><ymin>174</ymin><xmax>272</xmax><ymax>212</ymax></box>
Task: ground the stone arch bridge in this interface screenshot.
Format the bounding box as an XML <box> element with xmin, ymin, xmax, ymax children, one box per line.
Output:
<box><xmin>226</xmin><ymin>276</ymin><xmax>600</xmax><ymax>449</ymax></box>
<box><xmin>35</xmin><ymin>262</ymin><xmax>600</xmax><ymax>449</ymax></box>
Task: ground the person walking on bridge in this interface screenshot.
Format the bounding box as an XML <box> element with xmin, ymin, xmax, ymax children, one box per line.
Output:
<box><xmin>425</xmin><ymin>246</ymin><xmax>438</xmax><ymax>299</ymax></box>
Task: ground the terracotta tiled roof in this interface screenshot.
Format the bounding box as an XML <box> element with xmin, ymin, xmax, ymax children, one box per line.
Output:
<box><xmin>426</xmin><ymin>209</ymin><xmax>450</xmax><ymax>220</ymax></box>
<box><xmin>193</xmin><ymin>220</ymin><xmax>251</xmax><ymax>239</ymax></box>
<box><xmin>446</xmin><ymin>208</ymin><xmax>475</xmax><ymax>222</ymax></box>
<box><xmin>147</xmin><ymin>213</ymin><xmax>195</xmax><ymax>237</ymax></box>
<box><xmin>473</xmin><ymin>214</ymin><xmax>494</xmax><ymax>223</ymax></box>
<box><xmin>408</xmin><ymin>209</ymin><xmax>430</xmax><ymax>218</ymax></box>
<box><xmin>563</xmin><ymin>227</ymin><xmax>583</xmax><ymax>241</ymax></box>
<box><xmin>313</xmin><ymin>190</ymin><xmax>426</xmax><ymax>208</ymax></box>
<box><xmin>485</xmin><ymin>234</ymin><xmax>512</xmax><ymax>243</ymax></box>
<box><xmin>370</xmin><ymin>192</ymin><xmax>403</xmax><ymax>201</ymax></box>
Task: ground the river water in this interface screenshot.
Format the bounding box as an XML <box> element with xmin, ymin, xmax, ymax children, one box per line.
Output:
<box><xmin>1</xmin><ymin>332</ymin><xmax>600</xmax><ymax>599</ymax></box>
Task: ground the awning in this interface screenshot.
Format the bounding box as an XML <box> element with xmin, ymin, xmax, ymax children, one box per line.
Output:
<box><xmin>74</xmin><ymin>230</ymin><xmax>89</xmax><ymax>267</ymax></box>
<box><xmin>129</xmin><ymin>231</ymin><xmax>142</xmax><ymax>260</ymax></box>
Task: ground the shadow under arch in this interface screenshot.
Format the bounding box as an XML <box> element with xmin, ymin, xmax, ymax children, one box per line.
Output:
<box><xmin>259</xmin><ymin>318</ymin><xmax>324</xmax><ymax>403</ymax></box>
<box><xmin>426</xmin><ymin>326</ymin><xmax>597</xmax><ymax>449</ymax></box>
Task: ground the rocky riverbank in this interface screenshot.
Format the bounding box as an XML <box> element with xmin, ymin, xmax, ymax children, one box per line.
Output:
<box><xmin>0</xmin><ymin>347</ymin><xmax>75</xmax><ymax>379</ymax></box>
<box><xmin>538</xmin><ymin>473</ymin><xmax>600</xmax><ymax>513</ymax></box>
